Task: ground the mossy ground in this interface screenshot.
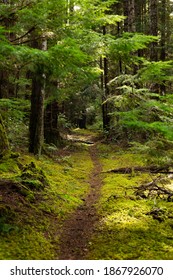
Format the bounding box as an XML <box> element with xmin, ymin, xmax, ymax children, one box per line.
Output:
<box><xmin>0</xmin><ymin>143</ymin><xmax>93</xmax><ymax>259</ymax></box>
<box><xmin>0</xmin><ymin>131</ymin><xmax>173</xmax><ymax>260</ymax></box>
<box><xmin>87</xmin><ymin>143</ymin><xmax>173</xmax><ymax>259</ymax></box>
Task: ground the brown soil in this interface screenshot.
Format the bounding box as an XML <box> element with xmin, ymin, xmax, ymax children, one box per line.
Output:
<box><xmin>58</xmin><ymin>144</ymin><xmax>102</xmax><ymax>260</ymax></box>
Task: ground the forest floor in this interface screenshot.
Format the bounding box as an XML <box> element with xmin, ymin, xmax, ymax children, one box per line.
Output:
<box><xmin>0</xmin><ymin>129</ymin><xmax>173</xmax><ymax>259</ymax></box>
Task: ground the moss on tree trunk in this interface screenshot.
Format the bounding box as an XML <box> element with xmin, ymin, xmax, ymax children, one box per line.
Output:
<box><xmin>0</xmin><ymin>113</ymin><xmax>10</xmax><ymax>157</ymax></box>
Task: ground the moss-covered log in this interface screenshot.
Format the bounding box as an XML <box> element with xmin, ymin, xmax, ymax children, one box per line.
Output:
<box><xmin>104</xmin><ymin>165</ymin><xmax>172</xmax><ymax>174</ymax></box>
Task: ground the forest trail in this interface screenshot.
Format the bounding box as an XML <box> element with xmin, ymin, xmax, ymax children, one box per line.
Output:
<box><xmin>58</xmin><ymin>139</ymin><xmax>102</xmax><ymax>260</ymax></box>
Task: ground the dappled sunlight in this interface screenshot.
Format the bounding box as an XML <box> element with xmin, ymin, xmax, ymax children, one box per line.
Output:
<box><xmin>100</xmin><ymin>211</ymin><xmax>148</xmax><ymax>230</ymax></box>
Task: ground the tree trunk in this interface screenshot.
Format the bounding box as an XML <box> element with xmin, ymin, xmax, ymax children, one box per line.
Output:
<box><xmin>150</xmin><ymin>0</ymin><xmax>158</xmax><ymax>61</ymax></box>
<box><xmin>29</xmin><ymin>37</ymin><xmax>47</xmax><ymax>156</ymax></box>
<box><xmin>123</xmin><ymin>0</ymin><xmax>129</xmax><ymax>32</ymax></box>
<box><xmin>159</xmin><ymin>0</ymin><xmax>166</xmax><ymax>94</ymax></box>
<box><xmin>0</xmin><ymin>113</ymin><xmax>10</xmax><ymax>157</ymax></box>
<box><xmin>123</xmin><ymin>0</ymin><xmax>136</xmax><ymax>32</ymax></box>
<box><xmin>78</xmin><ymin>110</ymin><xmax>87</xmax><ymax>129</ymax></box>
<box><xmin>101</xmin><ymin>26</ymin><xmax>111</xmax><ymax>131</ymax></box>
<box><xmin>44</xmin><ymin>101</ymin><xmax>60</xmax><ymax>146</ymax></box>
<box><xmin>102</xmin><ymin>55</ymin><xmax>110</xmax><ymax>130</ymax></box>
<box><xmin>128</xmin><ymin>0</ymin><xmax>136</xmax><ymax>32</ymax></box>
<box><xmin>160</xmin><ymin>0</ymin><xmax>166</xmax><ymax>61</ymax></box>
<box><xmin>29</xmin><ymin>74</ymin><xmax>45</xmax><ymax>156</ymax></box>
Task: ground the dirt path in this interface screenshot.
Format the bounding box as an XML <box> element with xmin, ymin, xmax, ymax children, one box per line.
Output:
<box><xmin>58</xmin><ymin>144</ymin><xmax>102</xmax><ymax>260</ymax></box>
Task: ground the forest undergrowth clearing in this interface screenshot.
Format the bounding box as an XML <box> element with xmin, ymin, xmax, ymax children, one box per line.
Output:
<box><xmin>0</xmin><ymin>130</ymin><xmax>173</xmax><ymax>259</ymax></box>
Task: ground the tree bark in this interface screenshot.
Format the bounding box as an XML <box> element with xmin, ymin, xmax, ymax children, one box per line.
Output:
<box><xmin>0</xmin><ymin>113</ymin><xmax>10</xmax><ymax>157</ymax></box>
<box><xmin>150</xmin><ymin>0</ymin><xmax>158</xmax><ymax>61</ymax></box>
<box><xmin>44</xmin><ymin>101</ymin><xmax>60</xmax><ymax>146</ymax></box>
<box><xmin>29</xmin><ymin>74</ymin><xmax>45</xmax><ymax>156</ymax></box>
<box><xmin>159</xmin><ymin>0</ymin><xmax>167</xmax><ymax>94</ymax></box>
<box><xmin>29</xmin><ymin>37</ymin><xmax>47</xmax><ymax>156</ymax></box>
<box><xmin>128</xmin><ymin>0</ymin><xmax>136</xmax><ymax>32</ymax></box>
<box><xmin>123</xmin><ymin>0</ymin><xmax>136</xmax><ymax>32</ymax></box>
<box><xmin>123</xmin><ymin>0</ymin><xmax>129</xmax><ymax>32</ymax></box>
<box><xmin>101</xmin><ymin>26</ymin><xmax>111</xmax><ymax>131</ymax></box>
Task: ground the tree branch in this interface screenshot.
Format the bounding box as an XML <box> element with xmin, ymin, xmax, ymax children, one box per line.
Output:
<box><xmin>12</xmin><ymin>36</ymin><xmax>44</xmax><ymax>45</ymax></box>
<box><xmin>10</xmin><ymin>26</ymin><xmax>36</xmax><ymax>43</ymax></box>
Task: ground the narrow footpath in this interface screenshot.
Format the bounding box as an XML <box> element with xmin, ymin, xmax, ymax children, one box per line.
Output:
<box><xmin>59</xmin><ymin>144</ymin><xmax>102</xmax><ymax>260</ymax></box>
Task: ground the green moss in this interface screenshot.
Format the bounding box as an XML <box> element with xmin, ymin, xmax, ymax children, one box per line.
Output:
<box><xmin>38</xmin><ymin>149</ymin><xmax>93</xmax><ymax>219</ymax></box>
<box><xmin>0</xmin><ymin>143</ymin><xmax>93</xmax><ymax>259</ymax></box>
<box><xmin>20</xmin><ymin>161</ymin><xmax>48</xmax><ymax>190</ymax></box>
<box><xmin>0</xmin><ymin>226</ymin><xmax>54</xmax><ymax>259</ymax></box>
<box><xmin>0</xmin><ymin>158</ymin><xmax>19</xmax><ymax>175</ymax></box>
<box><xmin>2</xmin><ymin>137</ymin><xmax>172</xmax><ymax>260</ymax></box>
<box><xmin>72</xmin><ymin>128</ymin><xmax>99</xmax><ymax>137</ymax></box>
<box><xmin>87</xmin><ymin>144</ymin><xmax>173</xmax><ymax>260</ymax></box>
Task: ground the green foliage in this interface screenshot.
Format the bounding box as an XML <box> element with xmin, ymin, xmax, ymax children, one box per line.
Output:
<box><xmin>109</xmin><ymin>33</ymin><xmax>157</xmax><ymax>64</ymax></box>
<box><xmin>48</xmin><ymin>38</ymin><xmax>89</xmax><ymax>77</ymax></box>
<box><xmin>0</xmin><ymin>98</ymin><xmax>30</xmax><ymax>149</ymax></box>
<box><xmin>0</xmin><ymin>26</ymin><xmax>15</xmax><ymax>65</ymax></box>
<box><xmin>0</xmin><ymin>98</ymin><xmax>30</xmax><ymax>121</ymax></box>
<box><xmin>138</xmin><ymin>60</ymin><xmax>173</xmax><ymax>84</ymax></box>
<box><xmin>75</xmin><ymin>0</ymin><xmax>123</xmax><ymax>28</ymax></box>
<box><xmin>107</xmin><ymin>70</ymin><xmax>173</xmax><ymax>142</ymax></box>
<box><xmin>0</xmin><ymin>158</ymin><xmax>19</xmax><ymax>174</ymax></box>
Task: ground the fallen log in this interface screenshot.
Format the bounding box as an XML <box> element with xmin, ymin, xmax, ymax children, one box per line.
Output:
<box><xmin>134</xmin><ymin>177</ymin><xmax>173</xmax><ymax>201</ymax></box>
<box><xmin>104</xmin><ymin>165</ymin><xmax>173</xmax><ymax>174</ymax></box>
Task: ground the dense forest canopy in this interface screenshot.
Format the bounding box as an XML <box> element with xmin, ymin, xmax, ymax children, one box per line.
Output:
<box><xmin>0</xmin><ymin>0</ymin><xmax>173</xmax><ymax>154</ymax></box>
